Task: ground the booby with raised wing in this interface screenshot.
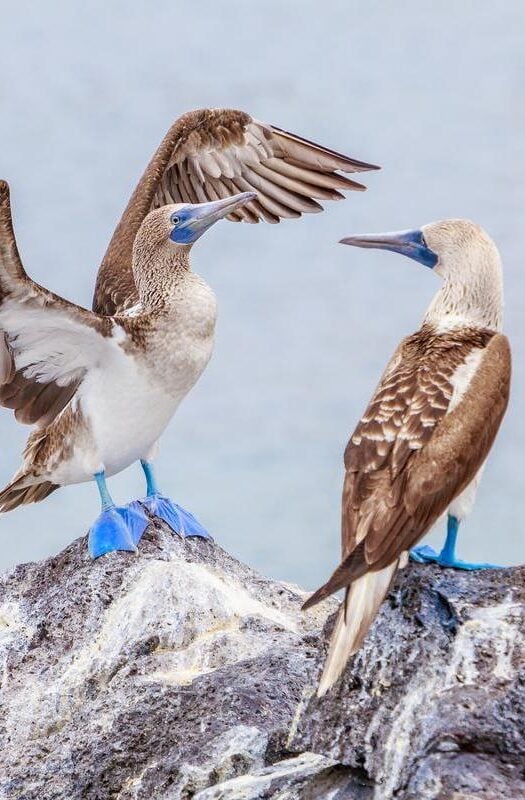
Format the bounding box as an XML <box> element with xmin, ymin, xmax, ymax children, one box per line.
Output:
<box><xmin>303</xmin><ymin>220</ymin><xmax>511</xmax><ymax>696</ymax></box>
<box><xmin>0</xmin><ymin>108</ymin><xmax>378</xmax><ymax>558</ymax></box>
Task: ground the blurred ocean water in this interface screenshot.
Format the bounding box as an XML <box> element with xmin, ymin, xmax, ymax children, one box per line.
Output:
<box><xmin>0</xmin><ymin>1</ymin><xmax>523</xmax><ymax>586</ymax></box>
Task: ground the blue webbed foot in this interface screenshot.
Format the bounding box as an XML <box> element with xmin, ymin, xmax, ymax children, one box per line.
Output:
<box><xmin>410</xmin><ymin>545</ymin><xmax>500</xmax><ymax>570</ymax></box>
<box><xmin>410</xmin><ymin>545</ymin><xmax>440</xmax><ymax>564</ymax></box>
<box><xmin>139</xmin><ymin>494</ymin><xmax>212</xmax><ymax>539</ymax></box>
<box><xmin>88</xmin><ymin>504</ymin><xmax>149</xmax><ymax>559</ymax></box>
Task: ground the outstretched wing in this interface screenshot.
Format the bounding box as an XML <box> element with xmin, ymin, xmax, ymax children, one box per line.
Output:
<box><xmin>0</xmin><ymin>180</ymin><xmax>113</xmax><ymax>427</ymax></box>
<box><xmin>93</xmin><ymin>107</ymin><xmax>379</xmax><ymax>315</ymax></box>
<box><xmin>303</xmin><ymin>327</ymin><xmax>511</xmax><ymax>608</ymax></box>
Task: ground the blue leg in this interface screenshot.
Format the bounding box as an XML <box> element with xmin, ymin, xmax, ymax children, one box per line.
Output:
<box><xmin>142</xmin><ymin>460</ymin><xmax>158</xmax><ymax>496</ymax></box>
<box><xmin>410</xmin><ymin>515</ymin><xmax>501</xmax><ymax>570</ymax></box>
<box><xmin>88</xmin><ymin>471</ymin><xmax>149</xmax><ymax>559</ymax></box>
<box><xmin>130</xmin><ymin>460</ymin><xmax>211</xmax><ymax>540</ymax></box>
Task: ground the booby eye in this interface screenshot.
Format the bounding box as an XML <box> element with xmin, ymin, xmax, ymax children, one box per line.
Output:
<box><xmin>170</xmin><ymin>214</ymin><xmax>180</xmax><ymax>225</ymax></box>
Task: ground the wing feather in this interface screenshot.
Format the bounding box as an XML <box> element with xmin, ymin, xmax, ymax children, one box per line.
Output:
<box><xmin>177</xmin><ymin>162</ymin><xmax>199</xmax><ymax>204</ymax></box>
<box><xmin>265</xmin><ymin>157</ymin><xmax>364</xmax><ymax>193</ymax></box>
<box><xmin>0</xmin><ymin>180</ymin><xmax>114</xmax><ymax>427</ymax></box>
<box><xmin>256</xmin><ymin>160</ymin><xmax>345</xmax><ymax>201</ymax></box>
<box><xmin>242</xmin><ymin>165</ymin><xmax>320</xmax><ymax>215</ymax></box>
<box><xmin>199</xmin><ymin>151</ymin><xmax>223</xmax><ymax>179</ymax></box>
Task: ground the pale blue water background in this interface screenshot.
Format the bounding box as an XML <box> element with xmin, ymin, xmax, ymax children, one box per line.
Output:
<box><xmin>0</xmin><ymin>1</ymin><xmax>523</xmax><ymax>587</ymax></box>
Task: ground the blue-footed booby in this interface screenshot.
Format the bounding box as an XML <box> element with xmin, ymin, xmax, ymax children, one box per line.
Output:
<box><xmin>0</xmin><ymin>108</ymin><xmax>378</xmax><ymax>558</ymax></box>
<box><xmin>303</xmin><ymin>220</ymin><xmax>511</xmax><ymax>696</ymax></box>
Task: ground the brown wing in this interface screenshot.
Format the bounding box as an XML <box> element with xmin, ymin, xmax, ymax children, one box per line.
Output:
<box><xmin>93</xmin><ymin>107</ymin><xmax>379</xmax><ymax>315</ymax></box>
<box><xmin>303</xmin><ymin>328</ymin><xmax>510</xmax><ymax>608</ymax></box>
<box><xmin>0</xmin><ymin>180</ymin><xmax>112</xmax><ymax>428</ymax></box>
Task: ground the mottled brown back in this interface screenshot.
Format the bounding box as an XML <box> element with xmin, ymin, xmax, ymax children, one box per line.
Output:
<box><xmin>304</xmin><ymin>328</ymin><xmax>511</xmax><ymax>608</ymax></box>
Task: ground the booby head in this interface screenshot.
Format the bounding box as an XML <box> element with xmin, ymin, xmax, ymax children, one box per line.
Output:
<box><xmin>340</xmin><ymin>219</ymin><xmax>503</xmax><ymax>330</ymax></box>
<box><xmin>131</xmin><ymin>192</ymin><xmax>258</xmax><ymax>309</ymax></box>
<box><xmin>134</xmin><ymin>192</ymin><xmax>257</xmax><ymax>253</ymax></box>
<box><xmin>168</xmin><ymin>193</ymin><xmax>257</xmax><ymax>245</ymax></box>
<box><xmin>340</xmin><ymin>219</ymin><xmax>501</xmax><ymax>279</ymax></box>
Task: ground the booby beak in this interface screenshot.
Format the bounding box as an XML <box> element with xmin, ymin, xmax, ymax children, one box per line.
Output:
<box><xmin>170</xmin><ymin>192</ymin><xmax>257</xmax><ymax>244</ymax></box>
<box><xmin>340</xmin><ymin>229</ymin><xmax>438</xmax><ymax>269</ymax></box>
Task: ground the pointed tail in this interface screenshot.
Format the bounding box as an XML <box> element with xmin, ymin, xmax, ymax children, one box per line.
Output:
<box><xmin>0</xmin><ymin>471</ymin><xmax>58</xmax><ymax>512</ymax></box>
<box><xmin>308</xmin><ymin>558</ymin><xmax>403</xmax><ymax>697</ymax></box>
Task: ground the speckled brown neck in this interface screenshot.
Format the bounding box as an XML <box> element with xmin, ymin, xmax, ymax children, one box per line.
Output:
<box><xmin>133</xmin><ymin>242</ymin><xmax>191</xmax><ymax>312</ymax></box>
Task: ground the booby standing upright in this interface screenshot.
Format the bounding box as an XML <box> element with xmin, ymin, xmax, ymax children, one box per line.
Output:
<box><xmin>0</xmin><ymin>108</ymin><xmax>378</xmax><ymax>558</ymax></box>
<box><xmin>303</xmin><ymin>220</ymin><xmax>511</xmax><ymax>696</ymax></box>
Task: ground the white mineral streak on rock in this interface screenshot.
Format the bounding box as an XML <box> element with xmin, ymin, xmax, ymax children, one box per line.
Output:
<box><xmin>286</xmin><ymin>688</ymin><xmax>313</xmax><ymax>749</ymax></box>
<box><xmin>2</xmin><ymin>554</ymin><xmax>318</xmax><ymax>744</ymax></box>
<box><xmin>0</xmin><ymin>600</ymin><xmax>31</xmax><ymax>647</ymax></box>
<box><xmin>120</xmin><ymin>726</ymin><xmax>269</xmax><ymax>800</ymax></box>
<box><xmin>456</xmin><ymin>598</ymin><xmax>521</xmax><ymax>682</ymax></box>
<box><xmin>195</xmin><ymin>752</ymin><xmax>338</xmax><ymax>800</ymax></box>
<box><xmin>61</xmin><ymin>559</ymin><xmax>298</xmax><ymax>689</ymax></box>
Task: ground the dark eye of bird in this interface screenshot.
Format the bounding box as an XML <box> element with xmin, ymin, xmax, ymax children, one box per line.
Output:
<box><xmin>171</xmin><ymin>215</ymin><xmax>180</xmax><ymax>225</ymax></box>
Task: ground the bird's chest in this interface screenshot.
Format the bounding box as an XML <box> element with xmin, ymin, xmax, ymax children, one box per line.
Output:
<box><xmin>144</xmin><ymin>279</ymin><xmax>217</xmax><ymax>397</ymax></box>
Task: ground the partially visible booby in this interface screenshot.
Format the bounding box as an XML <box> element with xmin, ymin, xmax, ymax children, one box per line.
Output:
<box><xmin>303</xmin><ymin>220</ymin><xmax>511</xmax><ymax>696</ymax></box>
<box><xmin>0</xmin><ymin>108</ymin><xmax>378</xmax><ymax>558</ymax></box>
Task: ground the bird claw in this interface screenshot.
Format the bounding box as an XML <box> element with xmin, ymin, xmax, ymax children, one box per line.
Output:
<box><xmin>410</xmin><ymin>545</ymin><xmax>500</xmax><ymax>570</ymax></box>
<box><xmin>88</xmin><ymin>504</ymin><xmax>149</xmax><ymax>559</ymax></box>
<box><xmin>136</xmin><ymin>494</ymin><xmax>212</xmax><ymax>540</ymax></box>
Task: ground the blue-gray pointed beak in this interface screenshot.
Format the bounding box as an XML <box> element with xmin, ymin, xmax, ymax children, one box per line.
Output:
<box><xmin>339</xmin><ymin>228</ymin><xmax>438</xmax><ymax>269</ymax></box>
<box><xmin>170</xmin><ymin>192</ymin><xmax>257</xmax><ymax>244</ymax></box>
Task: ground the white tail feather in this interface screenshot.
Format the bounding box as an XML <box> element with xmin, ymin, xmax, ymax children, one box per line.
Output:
<box><xmin>317</xmin><ymin>559</ymin><xmax>401</xmax><ymax>697</ymax></box>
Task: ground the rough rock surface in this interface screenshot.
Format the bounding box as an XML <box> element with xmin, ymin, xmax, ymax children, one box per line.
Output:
<box><xmin>294</xmin><ymin>564</ymin><xmax>525</xmax><ymax>800</ymax></box>
<box><xmin>0</xmin><ymin>521</ymin><xmax>523</xmax><ymax>799</ymax></box>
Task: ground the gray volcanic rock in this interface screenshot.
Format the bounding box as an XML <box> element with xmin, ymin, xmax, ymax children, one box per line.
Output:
<box><xmin>0</xmin><ymin>521</ymin><xmax>523</xmax><ymax>799</ymax></box>
<box><xmin>293</xmin><ymin>564</ymin><xmax>525</xmax><ymax>800</ymax></box>
<box><xmin>0</xmin><ymin>523</ymin><xmax>333</xmax><ymax>799</ymax></box>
